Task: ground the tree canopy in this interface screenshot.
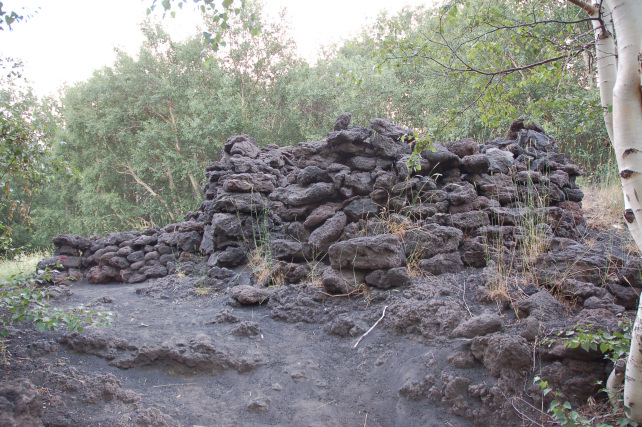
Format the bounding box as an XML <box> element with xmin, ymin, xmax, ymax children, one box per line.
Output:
<box><xmin>3</xmin><ymin>0</ymin><xmax>612</xmax><ymax>247</ymax></box>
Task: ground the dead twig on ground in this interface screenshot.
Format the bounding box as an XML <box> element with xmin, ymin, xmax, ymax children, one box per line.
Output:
<box><xmin>353</xmin><ymin>305</ymin><xmax>388</xmax><ymax>349</ymax></box>
<box><xmin>151</xmin><ymin>383</ymin><xmax>197</xmax><ymax>388</ymax></box>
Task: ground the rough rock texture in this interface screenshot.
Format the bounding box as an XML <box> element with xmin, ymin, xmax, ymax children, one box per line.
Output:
<box><xmin>22</xmin><ymin>114</ymin><xmax>642</xmax><ymax>426</ymax></box>
<box><xmin>40</xmin><ymin>114</ymin><xmax>591</xmax><ymax>294</ymax></box>
<box><xmin>0</xmin><ymin>379</ymin><xmax>43</xmax><ymax>427</ymax></box>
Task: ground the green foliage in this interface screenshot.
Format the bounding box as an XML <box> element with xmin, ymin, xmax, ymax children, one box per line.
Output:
<box><xmin>0</xmin><ymin>266</ymin><xmax>113</xmax><ymax>337</ymax></box>
<box><xmin>535</xmin><ymin>374</ymin><xmax>638</xmax><ymax>427</ymax></box>
<box><xmin>0</xmin><ymin>57</ymin><xmax>71</xmax><ymax>253</ymax></box>
<box><xmin>535</xmin><ymin>317</ymin><xmax>637</xmax><ymax>427</ymax></box>
<box><xmin>535</xmin><ymin>375</ymin><xmax>594</xmax><ymax>427</ymax></box>
<box><xmin>374</xmin><ymin>0</ymin><xmax>609</xmax><ymax>173</ymax></box>
<box><xmin>37</xmin><ymin>2</ymin><xmax>304</xmax><ymax>240</ymax></box>
<box><xmin>559</xmin><ymin>318</ymin><xmax>633</xmax><ymax>364</ymax></box>
<box><xmin>13</xmin><ymin>0</ymin><xmax>611</xmax><ymax>248</ymax></box>
<box><xmin>147</xmin><ymin>0</ymin><xmax>258</xmax><ymax>51</ymax></box>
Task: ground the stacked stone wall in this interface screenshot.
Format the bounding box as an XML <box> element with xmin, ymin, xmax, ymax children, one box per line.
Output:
<box><xmin>38</xmin><ymin>114</ymin><xmax>586</xmax><ymax>292</ymax></box>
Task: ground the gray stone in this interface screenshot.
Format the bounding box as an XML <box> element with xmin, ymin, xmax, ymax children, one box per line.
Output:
<box><xmin>220</xmin><ymin>173</ymin><xmax>275</xmax><ymax>193</ymax></box>
<box><xmin>485</xmin><ymin>147</ymin><xmax>514</xmax><ymax>174</ymax></box>
<box><xmin>461</xmin><ymin>154</ymin><xmax>490</xmax><ymax>174</ymax></box>
<box><xmin>230</xmin><ymin>285</ymin><xmax>271</xmax><ymax>305</ymax></box>
<box><xmin>446</xmin><ymin>137</ymin><xmax>478</xmax><ymax>158</ymax></box>
<box><xmin>515</xmin><ymin>290</ymin><xmax>566</xmax><ymax>321</ymax></box>
<box><xmin>224</xmin><ymin>134</ymin><xmax>260</xmax><ymax>158</ymax></box>
<box><xmin>321</xmin><ymin>268</ymin><xmax>356</xmax><ymax>295</ymax></box>
<box><xmin>308</xmin><ymin>212</ymin><xmax>347</xmax><ymax>254</ymax></box>
<box><xmin>450</xmin><ymin>211</ymin><xmax>489</xmax><ymax>233</ymax></box>
<box><xmin>333</xmin><ymin>112</ymin><xmax>352</xmax><ymax>131</ymax></box>
<box><xmin>365</xmin><ymin>267</ymin><xmax>411</xmax><ymax>289</ymax></box>
<box><xmin>419</xmin><ymin>252</ymin><xmax>464</xmax><ymax>275</ymax></box>
<box><xmin>420</xmin><ymin>143</ymin><xmax>460</xmax><ymax>171</ymax></box>
<box><xmin>213</xmin><ymin>191</ymin><xmax>268</xmax><ymax>214</ymax></box>
<box><xmin>86</xmin><ymin>265</ymin><xmax>120</xmax><ymax>284</ymax></box>
<box><xmin>583</xmin><ymin>295</ymin><xmax>625</xmax><ymax>314</ymax></box>
<box><xmin>303</xmin><ymin>205</ymin><xmax>338</xmax><ymax>229</ymax></box>
<box><xmin>403</xmin><ymin>224</ymin><xmax>463</xmax><ymax>259</ymax></box>
<box><xmin>451</xmin><ymin>314</ymin><xmax>502</xmax><ymax>338</ymax></box>
<box><xmin>369</xmin><ymin>118</ymin><xmax>414</xmax><ymax>141</ymax></box>
<box><xmin>445</xmin><ymin>182</ymin><xmax>477</xmax><ymax>206</ymax></box>
<box><xmin>371</xmin><ymin>134</ymin><xmax>412</xmax><ymax>160</ymax></box>
<box><xmin>139</xmin><ymin>265</ymin><xmax>168</xmax><ymax>278</ymax></box>
<box><xmin>132</xmin><ymin>234</ymin><xmax>158</xmax><ymax>247</ymax></box>
<box><xmin>116</xmin><ymin>246</ymin><xmax>132</xmax><ymax>257</ymax></box>
<box><xmin>471</xmin><ymin>333</ymin><xmax>531</xmax><ymax>377</ymax></box>
<box><xmin>108</xmin><ymin>256</ymin><xmax>130</xmax><ymax>270</ymax></box>
<box><xmin>459</xmin><ymin>237</ymin><xmax>487</xmax><ymax>268</ymax></box>
<box><xmin>216</xmin><ymin>246</ymin><xmax>247</xmax><ymax>268</ymax></box>
<box><xmin>343</xmin><ymin>197</ymin><xmax>380</xmax><ymax>221</ymax></box>
<box><xmin>327</xmin><ymin>127</ymin><xmax>372</xmax><ymax>146</ymax></box>
<box><xmin>270</xmin><ymin>239</ymin><xmax>306</xmax><ymax>262</ymax></box>
<box><xmin>329</xmin><ymin>234</ymin><xmax>405</xmax><ymax>270</ymax></box>
<box><xmin>52</xmin><ymin>234</ymin><xmax>91</xmax><ymax>250</ymax></box>
<box><xmin>297</xmin><ymin>166</ymin><xmax>331</xmax><ymax>186</ymax></box>
<box><xmin>130</xmin><ymin>261</ymin><xmax>145</xmax><ymax>271</ymax></box>
<box><xmin>344</xmin><ymin>171</ymin><xmax>374</xmax><ymax>196</ymax></box>
<box><xmin>348</xmin><ymin>156</ymin><xmax>377</xmax><ymax>171</ymax></box>
<box><xmin>126</xmin><ymin>250</ymin><xmax>145</xmax><ymax>263</ymax></box>
<box><xmin>210</xmin><ymin>213</ymin><xmax>243</xmax><ymax>250</ymax></box>
<box><xmin>269</xmin><ymin>183</ymin><xmax>336</xmax><ymax>207</ymax></box>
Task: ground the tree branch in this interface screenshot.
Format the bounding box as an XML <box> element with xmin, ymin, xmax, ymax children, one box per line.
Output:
<box><xmin>117</xmin><ymin>163</ymin><xmax>176</xmax><ymax>221</ymax></box>
<box><xmin>565</xmin><ymin>0</ymin><xmax>599</xmax><ymax>15</ymax></box>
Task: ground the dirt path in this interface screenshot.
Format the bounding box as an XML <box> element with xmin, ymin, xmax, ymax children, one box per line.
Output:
<box><xmin>2</xmin><ymin>272</ymin><xmax>493</xmax><ymax>426</ymax></box>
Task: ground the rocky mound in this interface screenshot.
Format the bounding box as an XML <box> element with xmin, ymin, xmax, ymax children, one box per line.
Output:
<box><xmin>16</xmin><ymin>113</ymin><xmax>641</xmax><ymax>426</ymax></box>
<box><xmin>38</xmin><ymin>113</ymin><xmax>587</xmax><ymax>294</ymax></box>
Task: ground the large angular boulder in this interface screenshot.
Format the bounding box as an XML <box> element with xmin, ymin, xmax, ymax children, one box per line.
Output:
<box><xmin>224</xmin><ymin>134</ymin><xmax>260</xmax><ymax>158</ymax></box>
<box><xmin>308</xmin><ymin>212</ymin><xmax>347</xmax><ymax>254</ymax></box>
<box><xmin>370</xmin><ymin>118</ymin><xmax>414</xmax><ymax>141</ymax></box>
<box><xmin>328</xmin><ymin>234</ymin><xmax>405</xmax><ymax>270</ymax></box>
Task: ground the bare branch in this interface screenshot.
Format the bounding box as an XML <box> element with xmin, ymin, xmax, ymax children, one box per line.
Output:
<box><xmin>565</xmin><ymin>0</ymin><xmax>599</xmax><ymax>15</ymax></box>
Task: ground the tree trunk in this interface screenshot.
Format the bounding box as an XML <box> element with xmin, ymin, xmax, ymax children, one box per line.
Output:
<box><xmin>571</xmin><ymin>0</ymin><xmax>642</xmax><ymax>420</ymax></box>
<box><xmin>118</xmin><ymin>164</ymin><xmax>176</xmax><ymax>222</ymax></box>
<box><xmin>607</xmin><ymin>0</ymin><xmax>642</xmax><ymax>420</ymax></box>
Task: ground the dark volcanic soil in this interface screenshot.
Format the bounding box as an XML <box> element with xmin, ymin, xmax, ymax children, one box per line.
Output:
<box><xmin>1</xmin><ymin>226</ymin><xmax>638</xmax><ymax>427</ymax></box>
<box><xmin>2</xmin><ymin>267</ymin><xmax>515</xmax><ymax>427</ymax></box>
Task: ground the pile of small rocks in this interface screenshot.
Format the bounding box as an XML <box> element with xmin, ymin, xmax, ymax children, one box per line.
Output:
<box><xmin>38</xmin><ymin>114</ymin><xmax>587</xmax><ymax>293</ymax></box>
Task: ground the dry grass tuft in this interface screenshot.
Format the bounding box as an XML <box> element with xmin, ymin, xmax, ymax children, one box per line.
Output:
<box><xmin>248</xmin><ymin>246</ymin><xmax>272</xmax><ymax>283</ymax></box>
<box><xmin>582</xmin><ymin>180</ymin><xmax>625</xmax><ymax>230</ymax></box>
<box><xmin>248</xmin><ymin>246</ymin><xmax>286</xmax><ymax>287</ymax></box>
<box><xmin>306</xmin><ymin>261</ymin><xmax>324</xmax><ymax>287</ymax></box>
<box><xmin>406</xmin><ymin>250</ymin><xmax>426</xmax><ymax>279</ymax></box>
<box><xmin>194</xmin><ymin>285</ymin><xmax>211</xmax><ymax>296</ymax></box>
<box><xmin>385</xmin><ymin>215</ymin><xmax>413</xmax><ymax>239</ymax></box>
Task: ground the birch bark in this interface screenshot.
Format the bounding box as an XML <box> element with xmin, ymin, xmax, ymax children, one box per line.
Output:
<box><xmin>605</xmin><ymin>0</ymin><xmax>642</xmax><ymax>419</ymax></box>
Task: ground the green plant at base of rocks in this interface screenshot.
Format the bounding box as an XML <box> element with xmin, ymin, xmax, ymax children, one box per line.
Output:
<box><xmin>536</xmin><ymin>316</ymin><xmax>637</xmax><ymax>427</ymax></box>
<box><xmin>0</xmin><ymin>267</ymin><xmax>113</xmax><ymax>337</ymax></box>
<box><xmin>558</xmin><ymin>317</ymin><xmax>632</xmax><ymax>364</ymax></box>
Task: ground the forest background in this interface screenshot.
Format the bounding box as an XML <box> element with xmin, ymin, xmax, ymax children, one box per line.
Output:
<box><xmin>1</xmin><ymin>0</ymin><xmax>613</xmax><ymax>254</ymax></box>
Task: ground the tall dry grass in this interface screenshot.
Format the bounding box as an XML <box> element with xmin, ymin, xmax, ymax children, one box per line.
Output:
<box><xmin>0</xmin><ymin>249</ymin><xmax>50</xmax><ymax>281</ymax></box>
<box><xmin>581</xmin><ymin>180</ymin><xmax>625</xmax><ymax>230</ymax></box>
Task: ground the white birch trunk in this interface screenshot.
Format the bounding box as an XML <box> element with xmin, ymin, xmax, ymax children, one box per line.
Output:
<box><xmin>590</xmin><ymin>2</ymin><xmax>616</xmax><ymax>142</ymax></box>
<box><xmin>604</xmin><ymin>0</ymin><xmax>642</xmax><ymax>421</ymax></box>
